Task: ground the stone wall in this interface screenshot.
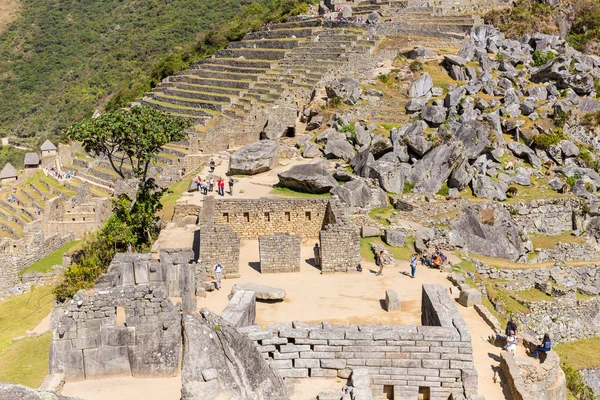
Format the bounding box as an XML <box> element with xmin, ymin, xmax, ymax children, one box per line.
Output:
<box><xmin>320</xmin><ymin>225</ymin><xmax>361</xmax><ymax>273</ymax></box>
<box><xmin>506</xmin><ymin>198</ymin><xmax>584</xmax><ymax>236</ymax></box>
<box><xmin>197</xmin><ymin>224</ymin><xmax>240</xmax><ymax>281</ymax></box>
<box><xmin>42</xmin><ymin>196</ymin><xmax>112</xmax><ymax>240</ymax></box>
<box><xmin>259</xmin><ymin>233</ymin><xmax>301</xmax><ymax>273</ymax></box>
<box><xmin>212</xmin><ymin>197</ymin><xmax>330</xmax><ymax>239</ymax></box>
<box><xmin>238</xmin><ymin>284</ymin><xmax>477</xmax><ymax>399</ymax></box>
<box><xmin>221</xmin><ymin>290</ymin><xmax>256</xmax><ymax>327</ymax></box>
<box><xmin>535</xmin><ymin>242</ymin><xmax>599</xmax><ymax>263</ymax></box>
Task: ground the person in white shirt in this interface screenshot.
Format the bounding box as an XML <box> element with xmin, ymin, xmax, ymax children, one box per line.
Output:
<box><xmin>505</xmin><ymin>330</ymin><xmax>517</xmax><ymax>355</ymax></box>
<box><xmin>214</xmin><ymin>263</ymin><xmax>224</xmax><ymax>290</ymax></box>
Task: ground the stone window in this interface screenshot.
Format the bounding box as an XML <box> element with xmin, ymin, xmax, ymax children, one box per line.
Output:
<box><xmin>383</xmin><ymin>385</ymin><xmax>394</xmax><ymax>400</ymax></box>
<box><xmin>72</xmin><ymin>218</ymin><xmax>75</xmax><ymax>221</ymax></box>
<box><xmin>285</xmin><ymin>212</ymin><xmax>291</xmax><ymax>221</ymax></box>
<box><xmin>264</xmin><ymin>212</ymin><xmax>270</xmax><ymax>222</ymax></box>
<box><xmin>243</xmin><ymin>212</ymin><xmax>250</xmax><ymax>222</ymax></box>
<box><xmin>418</xmin><ymin>387</ymin><xmax>430</xmax><ymax>400</ymax></box>
<box><xmin>305</xmin><ymin>211</ymin><xmax>311</xmax><ymax>221</ymax></box>
<box><xmin>223</xmin><ymin>212</ymin><xmax>229</xmax><ymax>222</ymax></box>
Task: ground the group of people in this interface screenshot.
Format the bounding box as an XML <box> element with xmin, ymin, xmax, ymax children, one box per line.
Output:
<box><xmin>493</xmin><ymin>319</ymin><xmax>552</xmax><ymax>360</ymax></box>
<box><xmin>45</xmin><ymin>166</ymin><xmax>74</xmax><ymax>180</ymax></box>
<box><xmin>7</xmin><ymin>194</ymin><xmax>22</xmax><ymax>207</ymax></box>
<box><xmin>420</xmin><ymin>247</ymin><xmax>447</xmax><ymax>268</ymax></box>
<box><xmin>194</xmin><ymin>175</ymin><xmax>234</xmax><ymax>196</ymax></box>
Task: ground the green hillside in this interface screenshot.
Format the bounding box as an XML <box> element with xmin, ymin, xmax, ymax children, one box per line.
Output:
<box><xmin>0</xmin><ymin>0</ymin><xmax>311</xmax><ymax>148</ymax></box>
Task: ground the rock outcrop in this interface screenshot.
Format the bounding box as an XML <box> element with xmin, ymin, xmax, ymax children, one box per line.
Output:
<box><xmin>277</xmin><ymin>163</ymin><xmax>338</xmax><ymax>194</ymax></box>
<box><xmin>228</xmin><ymin>140</ymin><xmax>280</xmax><ymax>175</ymax></box>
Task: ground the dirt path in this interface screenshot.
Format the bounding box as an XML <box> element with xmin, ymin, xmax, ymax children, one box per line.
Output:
<box><xmin>62</xmin><ymin>375</ymin><xmax>181</xmax><ymax>400</ymax></box>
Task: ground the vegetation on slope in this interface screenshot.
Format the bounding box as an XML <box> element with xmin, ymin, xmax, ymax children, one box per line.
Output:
<box><xmin>0</xmin><ymin>0</ymin><xmax>313</xmax><ymax>150</ymax></box>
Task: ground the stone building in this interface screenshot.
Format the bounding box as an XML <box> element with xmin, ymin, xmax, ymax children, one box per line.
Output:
<box><xmin>24</xmin><ymin>152</ymin><xmax>40</xmax><ymax>168</ymax></box>
<box><xmin>41</xmin><ymin>140</ymin><xmax>58</xmax><ymax>157</ymax></box>
<box><xmin>0</xmin><ymin>163</ymin><xmax>18</xmax><ymax>186</ymax></box>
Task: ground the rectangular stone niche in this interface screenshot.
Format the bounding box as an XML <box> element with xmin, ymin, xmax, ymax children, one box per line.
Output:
<box><xmin>258</xmin><ymin>233</ymin><xmax>301</xmax><ymax>273</ymax></box>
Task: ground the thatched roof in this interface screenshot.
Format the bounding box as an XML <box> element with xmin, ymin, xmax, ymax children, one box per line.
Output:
<box><xmin>0</xmin><ymin>163</ymin><xmax>18</xmax><ymax>179</ymax></box>
<box><xmin>24</xmin><ymin>152</ymin><xmax>40</xmax><ymax>166</ymax></box>
<box><xmin>40</xmin><ymin>140</ymin><xmax>57</xmax><ymax>151</ymax></box>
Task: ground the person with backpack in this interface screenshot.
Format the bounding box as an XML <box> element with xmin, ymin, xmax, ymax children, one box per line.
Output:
<box><xmin>410</xmin><ymin>253</ymin><xmax>418</xmax><ymax>278</ymax></box>
<box><xmin>214</xmin><ymin>263</ymin><xmax>224</xmax><ymax>290</ymax></box>
<box><xmin>228</xmin><ymin>177</ymin><xmax>234</xmax><ymax>195</ymax></box>
<box><xmin>375</xmin><ymin>250</ymin><xmax>385</xmax><ymax>276</ymax></box>
<box><xmin>313</xmin><ymin>243</ymin><xmax>321</xmax><ymax>268</ymax></box>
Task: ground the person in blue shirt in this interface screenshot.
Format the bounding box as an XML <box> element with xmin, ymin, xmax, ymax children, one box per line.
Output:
<box><xmin>214</xmin><ymin>263</ymin><xmax>224</xmax><ymax>290</ymax></box>
<box><xmin>534</xmin><ymin>334</ymin><xmax>552</xmax><ymax>359</ymax></box>
<box><xmin>410</xmin><ymin>254</ymin><xmax>418</xmax><ymax>278</ymax></box>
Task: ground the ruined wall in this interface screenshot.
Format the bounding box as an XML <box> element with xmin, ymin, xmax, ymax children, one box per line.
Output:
<box><xmin>50</xmin><ymin>285</ymin><xmax>181</xmax><ymax>381</ymax></box>
<box><xmin>213</xmin><ymin>198</ymin><xmax>330</xmax><ymax>239</ymax></box>
<box><xmin>259</xmin><ymin>233</ymin><xmax>301</xmax><ymax>273</ymax></box>
<box><xmin>320</xmin><ymin>225</ymin><xmax>361</xmax><ymax>273</ymax></box>
<box><xmin>42</xmin><ymin>197</ymin><xmax>112</xmax><ymax>240</ymax></box>
<box><xmin>506</xmin><ymin>198</ymin><xmax>584</xmax><ymax>235</ymax></box>
<box><xmin>238</xmin><ymin>284</ymin><xmax>477</xmax><ymax>400</ymax></box>
<box><xmin>197</xmin><ymin>224</ymin><xmax>240</xmax><ymax>281</ymax></box>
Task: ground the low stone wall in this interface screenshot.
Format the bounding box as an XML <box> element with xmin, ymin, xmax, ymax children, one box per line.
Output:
<box><xmin>197</xmin><ymin>224</ymin><xmax>240</xmax><ymax>282</ymax></box>
<box><xmin>221</xmin><ymin>290</ymin><xmax>256</xmax><ymax>327</ymax></box>
<box><xmin>535</xmin><ymin>242</ymin><xmax>599</xmax><ymax>263</ymax></box>
<box><xmin>259</xmin><ymin>233</ymin><xmax>301</xmax><ymax>273</ymax></box>
<box><xmin>238</xmin><ymin>284</ymin><xmax>477</xmax><ymax>399</ymax></box>
<box><xmin>506</xmin><ymin>198</ymin><xmax>584</xmax><ymax>236</ymax></box>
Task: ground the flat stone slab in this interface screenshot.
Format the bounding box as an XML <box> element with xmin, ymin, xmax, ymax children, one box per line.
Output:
<box><xmin>231</xmin><ymin>282</ymin><xmax>286</xmax><ymax>300</ymax></box>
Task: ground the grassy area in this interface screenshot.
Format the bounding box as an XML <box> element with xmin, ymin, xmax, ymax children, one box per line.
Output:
<box><xmin>555</xmin><ymin>337</ymin><xmax>600</xmax><ymax>370</ymax></box>
<box><xmin>530</xmin><ymin>231</ymin><xmax>587</xmax><ymax>250</ymax></box>
<box><xmin>0</xmin><ymin>286</ymin><xmax>54</xmax><ymax>387</ymax></box>
<box><xmin>360</xmin><ymin>236</ymin><xmax>416</xmax><ymax>262</ymax></box>
<box><xmin>484</xmin><ymin>280</ymin><xmax>529</xmax><ymax>317</ymax></box>
<box><xmin>423</xmin><ymin>62</ymin><xmax>459</xmax><ymax>91</ymax></box>
<box><xmin>513</xmin><ymin>288</ymin><xmax>552</xmax><ymax>302</ymax></box>
<box><xmin>19</xmin><ymin>240</ymin><xmax>80</xmax><ymax>275</ymax></box>
<box><xmin>158</xmin><ymin>175</ymin><xmax>195</xmax><ymax>221</ymax></box>
<box><xmin>368</xmin><ymin>205</ymin><xmax>394</xmax><ymax>226</ymax></box>
<box><xmin>270</xmin><ymin>186</ymin><xmax>332</xmax><ymax>199</ymax></box>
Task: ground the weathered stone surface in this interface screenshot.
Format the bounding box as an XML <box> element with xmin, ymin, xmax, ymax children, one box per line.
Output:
<box><xmin>326</xmin><ymin>77</ymin><xmax>362</xmax><ymax>105</ymax></box>
<box><xmin>384</xmin><ymin>229</ymin><xmax>406</xmax><ymax>247</ymax></box>
<box><xmin>558</xmin><ymin>73</ymin><xmax>594</xmax><ymax>95</ymax></box>
<box><xmin>409</xmin><ymin>72</ymin><xmax>433</xmax><ymax>98</ymax></box>
<box><xmin>458</xmin><ymin>289</ymin><xmax>482</xmax><ymax>307</ymax></box>
<box><xmin>278</xmin><ymin>163</ymin><xmax>338</xmax><ymax>194</ymax></box>
<box><xmin>455</xmin><ymin>120</ymin><xmax>492</xmax><ymax>160</ymax></box>
<box><xmin>406</xmin><ymin>95</ymin><xmax>430</xmax><ymax>112</ymax></box>
<box><xmin>385</xmin><ymin>289</ymin><xmax>401</xmax><ymax>311</ymax></box>
<box><xmin>0</xmin><ymin>383</ymin><xmax>82</xmax><ymax>400</ymax></box>
<box><xmin>350</xmin><ymin>150</ymin><xmax>375</xmax><ymax>177</ymax></box>
<box><xmin>471</xmin><ymin>174</ymin><xmax>508</xmax><ymax>201</ymax></box>
<box><xmin>559</xmin><ymin>140</ymin><xmax>579</xmax><ymax>158</ymax></box>
<box><xmin>405</xmin><ymin>46</ymin><xmax>438</xmax><ymax>59</ymax></box>
<box><xmin>302</xmin><ymin>142</ymin><xmax>322</xmax><ymax>158</ymax></box>
<box><xmin>228</xmin><ymin>140</ymin><xmax>279</xmax><ymax>175</ymax></box>
<box><xmin>181</xmin><ymin>310</ymin><xmax>287</xmax><ymax>400</ymax></box>
<box><xmin>449</xmin><ymin>159</ymin><xmax>473</xmax><ymax>190</ymax></box>
<box><xmin>408</xmin><ymin>142</ymin><xmax>463</xmax><ymax>194</ymax></box>
<box><xmin>444</xmin><ymin>54</ymin><xmax>467</xmax><ymax>67</ymax></box>
<box><xmin>361</xmin><ymin>226</ymin><xmax>381</xmax><ymax>237</ymax></box>
<box><xmin>404</xmin><ymin>121</ymin><xmax>432</xmax><ymax>156</ymax></box>
<box><xmin>450</xmin><ymin>204</ymin><xmax>527</xmax><ymax>261</ymax></box>
<box><xmin>507</xmin><ymin>142</ymin><xmax>541</xmax><ymax>169</ymax></box>
<box><xmin>444</xmin><ymin>86</ymin><xmax>466</xmax><ymax>108</ymax></box>
<box><xmin>325</xmin><ymin>140</ymin><xmax>355</xmax><ymax>160</ymax></box>
<box><xmin>331</xmin><ymin>179</ymin><xmax>387</xmax><ymax>209</ymax></box>
<box><xmin>368</xmin><ymin>159</ymin><xmax>410</xmax><ymax>194</ymax></box>
<box><xmin>231</xmin><ymin>282</ymin><xmax>286</xmax><ymax>300</ymax></box>
<box><xmin>422</xmin><ymin>106</ymin><xmax>447</xmax><ymax>126</ymax></box>
<box><xmin>316</xmin><ymin>128</ymin><xmax>345</xmax><ymax>144</ymax></box>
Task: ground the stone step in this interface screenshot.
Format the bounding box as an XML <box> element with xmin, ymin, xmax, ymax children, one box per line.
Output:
<box><xmin>293</xmin><ymin>47</ymin><xmax>348</xmax><ymax>55</ymax></box>
<box><xmin>154</xmin><ymin>88</ymin><xmax>235</xmax><ymax>104</ymax></box>
<box><xmin>190</xmin><ymin>63</ymin><xmax>267</xmax><ymax>74</ymax></box>
<box><xmin>150</xmin><ymin>93</ymin><xmax>229</xmax><ymax>112</ymax></box>
<box><xmin>267</xmin><ymin>18</ymin><xmax>322</xmax><ymax>30</ymax></box>
<box><xmin>297</xmin><ymin>40</ymin><xmax>356</xmax><ymax>48</ymax></box>
<box><xmin>186</xmin><ymin>68</ymin><xmax>262</xmax><ymax>82</ymax></box>
<box><xmin>161</xmin><ymin>81</ymin><xmax>245</xmax><ymax>97</ymax></box>
<box><xmin>286</xmin><ymin>53</ymin><xmax>349</xmax><ymax>61</ymax></box>
<box><xmin>227</xmin><ymin>38</ymin><xmax>300</xmax><ymax>49</ymax></box>
<box><xmin>278</xmin><ymin>59</ymin><xmax>345</xmax><ymax>68</ymax></box>
<box><xmin>171</xmin><ymin>74</ymin><xmax>254</xmax><ymax>89</ymax></box>
<box><xmin>216</xmin><ymin>48</ymin><xmax>289</xmax><ymax>60</ymax></box>
<box><xmin>198</xmin><ymin>58</ymin><xmax>275</xmax><ymax>69</ymax></box>
<box><xmin>140</xmin><ymin>99</ymin><xmax>217</xmax><ymax>120</ymax></box>
<box><xmin>252</xmin><ymin>81</ymin><xmax>287</xmax><ymax>91</ymax></box>
<box><xmin>224</xmin><ymin>109</ymin><xmax>246</xmax><ymax>119</ymax></box>
<box><xmin>244</xmin><ymin>27</ymin><xmax>316</xmax><ymax>40</ymax></box>
<box><xmin>352</xmin><ymin>4</ymin><xmax>382</xmax><ymax>12</ymax></box>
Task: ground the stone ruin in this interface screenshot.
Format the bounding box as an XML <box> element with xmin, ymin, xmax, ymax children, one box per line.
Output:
<box><xmin>259</xmin><ymin>233</ymin><xmax>302</xmax><ymax>273</ymax></box>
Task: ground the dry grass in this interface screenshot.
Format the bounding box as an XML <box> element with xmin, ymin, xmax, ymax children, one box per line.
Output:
<box><xmin>513</xmin><ymin>288</ymin><xmax>552</xmax><ymax>302</ymax></box>
<box><xmin>423</xmin><ymin>62</ymin><xmax>461</xmax><ymax>90</ymax></box>
<box><xmin>530</xmin><ymin>232</ymin><xmax>587</xmax><ymax>250</ymax></box>
<box><xmin>555</xmin><ymin>336</ymin><xmax>600</xmax><ymax>370</ymax></box>
<box><xmin>0</xmin><ymin>0</ymin><xmax>20</xmax><ymax>35</ymax></box>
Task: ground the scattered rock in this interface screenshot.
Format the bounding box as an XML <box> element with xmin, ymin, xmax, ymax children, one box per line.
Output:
<box><xmin>277</xmin><ymin>163</ymin><xmax>338</xmax><ymax>194</ymax></box>
<box><xmin>326</xmin><ymin>77</ymin><xmax>362</xmax><ymax>105</ymax></box>
<box><xmin>231</xmin><ymin>283</ymin><xmax>286</xmax><ymax>300</ymax></box>
<box><xmin>384</xmin><ymin>229</ymin><xmax>406</xmax><ymax>247</ymax></box>
<box><xmin>228</xmin><ymin>140</ymin><xmax>279</xmax><ymax>175</ymax></box>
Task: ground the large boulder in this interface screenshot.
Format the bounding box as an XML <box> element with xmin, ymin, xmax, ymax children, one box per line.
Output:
<box><xmin>422</xmin><ymin>106</ymin><xmax>447</xmax><ymax>126</ymax></box>
<box><xmin>454</xmin><ymin>120</ymin><xmax>493</xmax><ymax>160</ymax></box>
<box><xmin>326</xmin><ymin>77</ymin><xmax>362</xmax><ymax>105</ymax></box>
<box><xmin>405</xmin><ymin>46</ymin><xmax>438</xmax><ymax>60</ymax></box>
<box><xmin>403</xmin><ymin>121</ymin><xmax>432</xmax><ymax>157</ymax></box>
<box><xmin>384</xmin><ymin>229</ymin><xmax>406</xmax><ymax>247</ymax></box>
<box><xmin>458</xmin><ymin>289</ymin><xmax>482</xmax><ymax>307</ymax></box>
<box><xmin>181</xmin><ymin>310</ymin><xmax>287</xmax><ymax>400</ymax></box>
<box><xmin>262</xmin><ymin>105</ymin><xmax>297</xmax><ymax>140</ymax></box>
<box><xmin>324</xmin><ymin>139</ymin><xmax>355</xmax><ymax>160</ymax></box>
<box><xmin>231</xmin><ymin>283</ymin><xmax>286</xmax><ymax>300</ymax></box>
<box><xmin>331</xmin><ymin>179</ymin><xmax>387</xmax><ymax>209</ymax></box>
<box><xmin>228</xmin><ymin>140</ymin><xmax>279</xmax><ymax>175</ymax></box>
<box><xmin>507</xmin><ymin>142</ymin><xmax>541</xmax><ymax>169</ymax></box>
<box><xmin>316</xmin><ymin>128</ymin><xmax>345</xmax><ymax>143</ymax></box>
<box><xmin>449</xmin><ymin>204</ymin><xmax>528</xmax><ymax>261</ymax></box>
<box><xmin>448</xmin><ymin>158</ymin><xmax>473</xmax><ymax>190</ymax></box>
<box><xmin>408</xmin><ymin>73</ymin><xmax>433</xmax><ymax>98</ymax></box>
<box><xmin>0</xmin><ymin>383</ymin><xmax>81</xmax><ymax>399</ymax></box>
<box><xmin>471</xmin><ymin>174</ymin><xmax>508</xmax><ymax>201</ymax></box>
<box><xmin>408</xmin><ymin>142</ymin><xmax>463</xmax><ymax>194</ymax></box>
<box><xmin>369</xmin><ymin>160</ymin><xmax>411</xmax><ymax>194</ymax></box>
<box><xmin>277</xmin><ymin>163</ymin><xmax>338</xmax><ymax>194</ymax></box>
<box><xmin>560</xmin><ymin>166</ymin><xmax>600</xmax><ymax>188</ymax></box>
<box><xmin>557</xmin><ymin>73</ymin><xmax>594</xmax><ymax>95</ymax></box>
<box><xmin>350</xmin><ymin>150</ymin><xmax>375</xmax><ymax>177</ymax></box>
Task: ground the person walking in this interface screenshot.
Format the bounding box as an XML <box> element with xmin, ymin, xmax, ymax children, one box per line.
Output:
<box><xmin>410</xmin><ymin>253</ymin><xmax>418</xmax><ymax>278</ymax></box>
<box><xmin>534</xmin><ymin>334</ymin><xmax>552</xmax><ymax>359</ymax></box>
<box><xmin>209</xmin><ymin>159</ymin><xmax>216</xmax><ymax>173</ymax></box>
<box><xmin>214</xmin><ymin>263</ymin><xmax>224</xmax><ymax>290</ymax></box>
<box><xmin>216</xmin><ymin>178</ymin><xmax>222</xmax><ymax>195</ymax></box>
<box><xmin>313</xmin><ymin>243</ymin><xmax>321</xmax><ymax>268</ymax></box>
<box><xmin>375</xmin><ymin>250</ymin><xmax>385</xmax><ymax>276</ymax></box>
<box><xmin>228</xmin><ymin>177</ymin><xmax>234</xmax><ymax>195</ymax></box>
<box><xmin>505</xmin><ymin>331</ymin><xmax>517</xmax><ymax>355</ymax></box>
<box><xmin>219</xmin><ymin>178</ymin><xmax>225</xmax><ymax>196</ymax></box>
<box><xmin>209</xmin><ymin>178</ymin><xmax>214</xmax><ymax>192</ymax></box>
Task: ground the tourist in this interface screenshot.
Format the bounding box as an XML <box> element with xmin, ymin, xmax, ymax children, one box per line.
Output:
<box><xmin>219</xmin><ymin>178</ymin><xmax>225</xmax><ymax>196</ymax></box>
<box><xmin>375</xmin><ymin>250</ymin><xmax>385</xmax><ymax>276</ymax></box>
<box><xmin>505</xmin><ymin>319</ymin><xmax>518</xmax><ymax>336</ymax></box>
<box><xmin>209</xmin><ymin>178</ymin><xmax>214</xmax><ymax>192</ymax></box>
<box><xmin>199</xmin><ymin>180</ymin><xmax>207</xmax><ymax>195</ymax></box>
<box><xmin>505</xmin><ymin>330</ymin><xmax>517</xmax><ymax>355</ymax></box>
<box><xmin>410</xmin><ymin>253</ymin><xmax>418</xmax><ymax>278</ymax></box>
<box><xmin>194</xmin><ymin>175</ymin><xmax>201</xmax><ymax>191</ymax></box>
<box><xmin>209</xmin><ymin>159</ymin><xmax>216</xmax><ymax>173</ymax></box>
<box><xmin>421</xmin><ymin>250</ymin><xmax>432</xmax><ymax>267</ymax></box>
<box><xmin>216</xmin><ymin>177</ymin><xmax>222</xmax><ymax>195</ymax></box>
<box><xmin>214</xmin><ymin>262</ymin><xmax>224</xmax><ymax>290</ymax></box>
<box><xmin>534</xmin><ymin>334</ymin><xmax>552</xmax><ymax>359</ymax></box>
<box><xmin>181</xmin><ymin>165</ymin><xmax>187</xmax><ymax>176</ymax></box>
<box><xmin>368</xmin><ymin>25</ymin><xmax>376</xmax><ymax>41</ymax></box>
<box><xmin>435</xmin><ymin>246</ymin><xmax>447</xmax><ymax>262</ymax></box>
<box><xmin>313</xmin><ymin>243</ymin><xmax>321</xmax><ymax>267</ymax></box>
<box><xmin>432</xmin><ymin>252</ymin><xmax>443</xmax><ymax>268</ymax></box>
<box><xmin>228</xmin><ymin>177</ymin><xmax>234</xmax><ymax>195</ymax></box>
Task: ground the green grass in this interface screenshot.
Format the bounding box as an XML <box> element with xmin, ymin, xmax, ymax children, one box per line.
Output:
<box><xmin>19</xmin><ymin>241</ymin><xmax>80</xmax><ymax>275</ymax></box>
<box><xmin>513</xmin><ymin>288</ymin><xmax>552</xmax><ymax>302</ymax></box>
<box><xmin>530</xmin><ymin>231</ymin><xmax>587</xmax><ymax>250</ymax></box>
<box><xmin>0</xmin><ymin>285</ymin><xmax>54</xmax><ymax>387</ymax></box>
<box><xmin>368</xmin><ymin>205</ymin><xmax>394</xmax><ymax>226</ymax></box>
<box><xmin>555</xmin><ymin>337</ymin><xmax>600</xmax><ymax>370</ymax></box>
<box><xmin>159</xmin><ymin>174</ymin><xmax>198</xmax><ymax>221</ymax></box>
<box><xmin>270</xmin><ymin>186</ymin><xmax>332</xmax><ymax>198</ymax></box>
<box><xmin>360</xmin><ymin>236</ymin><xmax>416</xmax><ymax>262</ymax></box>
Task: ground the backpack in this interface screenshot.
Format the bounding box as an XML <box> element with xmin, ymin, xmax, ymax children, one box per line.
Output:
<box><xmin>375</xmin><ymin>256</ymin><xmax>380</xmax><ymax>266</ymax></box>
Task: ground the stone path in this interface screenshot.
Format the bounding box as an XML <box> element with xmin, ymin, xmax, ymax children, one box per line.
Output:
<box><xmin>62</xmin><ymin>375</ymin><xmax>181</xmax><ymax>400</ymax></box>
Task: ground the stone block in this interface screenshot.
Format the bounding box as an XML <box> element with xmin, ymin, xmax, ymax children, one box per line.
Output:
<box><xmin>308</xmin><ymin>330</ymin><xmax>345</xmax><ymax>340</ymax></box>
<box><xmin>133</xmin><ymin>262</ymin><xmax>150</xmax><ymax>284</ymax></box>
<box><xmin>270</xmin><ymin>359</ymin><xmax>293</xmax><ymax>369</ymax></box>
<box><xmin>321</xmin><ymin>359</ymin><xmax>347</xmax><ymax>369</ymax></box>
<box><xmin>49</xmin><ymin>340</ymin><xmax>85</xmax><ymax>380</ymax></box>
<box><xmin>294</xmin><ymin>358</ymin><xmax>320</xmax><ymax>368</ymax></box>
<box><xmin>458</xmin><ymin>289</ymin><xmax>482</xmax><ymax>307</ymax></box>
<box><xmin>383</xmin><ymin>229</ymin><xmax>406</xmax><ymax>247</ymax></box>
<box><xmin>385</xmin><ymin>290</ymin><xmax>401</xmax><ymax>312</ymax></box>
<box><xmin>83</xmin><ymin>345</ymin><xmax>131</xmax><ymax>379</ymax></box>
<box><xmin>311</xmin><ymin>368</ymin><xmax>338</xmax><ymax>377</ymax></box>
<box><xmin>71</xmin><ymin>328</ymin><xmax>101</xmax><ymax>350</ymax></box>
<box><xmin>280</xmin><ymin>344</ymin><xmax>310</xmax><ymax>353</ymax></box>
<box><xmin>278</xmin><ymin>368</ymin><xmax>309</xmax><ymax>378</ymax></box>
<box><xmin>100</xmin><ymin>325</ymin><xmax>135</xmax><ymax>347</ymax></box>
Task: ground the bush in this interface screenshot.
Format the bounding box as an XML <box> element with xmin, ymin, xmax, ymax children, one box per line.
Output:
<box><xmin>339</xmin><ymin>123</ymin><xmax>356</xmax><ymax>136</ymax></box>
<box><xmin>403</xmin><ymin>182</ymin><xmax>415</xmax><ymax>194</ymax></box>
<box><xmin>562</xmin><ymin>363</ymin><xmax>596</xmax><ymax>400</ymax></box>
<box><xmin>437</xmin><ymin>183</ymin><xmax>449</xmax><ymax>196</ymax></box>
<box><xmin>579</xmin><ymin>149</ymin><xmax>598</xmax><ymax>170</ymax></box>
<box><xmin>328</xmin><ymin>97</ymin><xmax>343</xmax><ymax>109</ymax></box>
<box><xmin>496</xmin><ymin>53</ymin><xmax>505</xmax><ymax>62</ymax></box>
<box><xmin>566</xmin><ymin>173</ymin><xmax>582</xmax><ymax>187</ymax></box>
<box><xmin>378</xmin><ymin>73</ymin><xmax>392</xmax><ymax>84</ymax></box>
<box><xmin>409</xmin><ymin>61</ymin><xmax>423</xmax><ymax>72</ymax></box>
<box><xmin>582</xmin><ymin>111</ymin><xmax>600</xmax><ymax>128</ymax></box>
<box><xmin>532</xmin><ymin>130</ymin><xmax>566</xmax><ymax>150</ymax></box>
<box><xmin>554</xmin><ymin>111</ymin><xmax>569</xmax><ymax>128</ymax></box>
<box><xmin>531</xmin><ymin>50</ymin><xmax>555</xmax><ymax>67</ymax></box>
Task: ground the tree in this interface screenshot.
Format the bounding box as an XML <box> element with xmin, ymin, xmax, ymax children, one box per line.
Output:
<box><xmin>65</xmin><ymin>106</ymin><xmax>192</xmax><ymax>246</ymax></box>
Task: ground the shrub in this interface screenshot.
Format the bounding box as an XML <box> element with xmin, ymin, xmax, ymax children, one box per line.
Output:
<box><xmin>582</xmin><ymin>111</ymin><xmax>600</xmax><ymax>128</ymax></box>
<box><xmin>579</xmin><ymin>149</ymin><xmax>598</xmax><ymax>170</ymax></box>
<box><xmin>595</xmin><ymin>77</ymin><xmax>600</xmax><ymax>99</ymax></box>
<box><xmin>437</xmin><ymin>183</ymin><xmax>450</xmax><ymax>196</ymax></box>
<box><xmin>339</xmin><ymin>123</ymin><xmax>356</xmax><ymax>136</ymax></box>
<box><xmin>531</xmin><ymin>50</ymin><xmax>555</xmax><ymax>67</ymax></box>
<box><xmin>562</xmin><ymin>363</ymin><xmax>596</xmax><ymax>400</ymax></box>
<box><xmin>328</xmin><ymin>97</ymin><xmax>343</xmax><ymax>109</ymax></box>
<box><xmin>532</xmin><ymin>130</ymin><xmax>566</xmax><ymax>150</ymax></box>
<box><xmin>409</xmin><ymin>61</ymin><xmax>423</xmax><ymax>72</ymax></box>
<box><xmin>403</xmin><ymin>182</ymin><xmax>415</xmax><ymax>194</ymax></box>
<box><xmin>496</xmin><ymin>53</ymin><xmax>505</xmax><ymax>62</ymax></box>
<box><xmin>566</xmin><ymin>173</ymin><xmax>582</xmax><ymax>187</ymax></box>
<box><xmin>378</xmin><ymin>73</ymin><xmax>392</xmax><ymax>84</ymax></box>
<box><xmin>554</xmin><ymin>111</ymin><xmax>569</xmax><ymax>128</ymax></box>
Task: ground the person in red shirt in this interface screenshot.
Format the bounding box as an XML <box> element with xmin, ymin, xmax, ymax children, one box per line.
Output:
<box><xmin>218</xmin><ymin>178</ymin><xmax>225</xmax><ymax>196</ymax></box>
